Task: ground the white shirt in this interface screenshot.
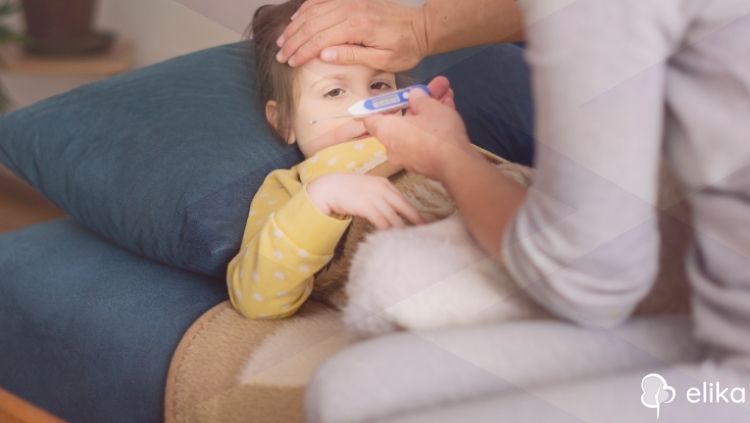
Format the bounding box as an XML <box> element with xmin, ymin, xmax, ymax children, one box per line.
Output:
<box><xmin>504</xmin><ymin>0</ymin><xmax>750</xmax><ymax>361</ymax></box>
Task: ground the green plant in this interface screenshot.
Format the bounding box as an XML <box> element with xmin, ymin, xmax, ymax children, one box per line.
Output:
<box><xmin>0</xmin><ymin>0</ymin><xmax>23</xmax><ymax>113</ymax></box>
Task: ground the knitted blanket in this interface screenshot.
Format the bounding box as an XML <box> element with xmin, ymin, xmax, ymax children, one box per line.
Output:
<box><xmin>164</xmin><ymin>300</ymin><xmax>353</xmax><ymax>423</ymax></box>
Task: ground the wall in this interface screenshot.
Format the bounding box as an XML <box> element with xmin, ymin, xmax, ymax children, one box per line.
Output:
<box><xmin>2</xmin><ymin>0</ymin><xmax>425</xmax><ymax>110</ymax></box>
<box><xmin>2</xmin><ymin>0</ymin><xmax>240</xmax><ymax>109</ymax></box>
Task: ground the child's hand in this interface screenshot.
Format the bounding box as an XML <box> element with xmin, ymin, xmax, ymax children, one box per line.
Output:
<box><xmin>307</xmin><ymin>173</ymin><xmax>426</xmax><ymax>229</ymax></box>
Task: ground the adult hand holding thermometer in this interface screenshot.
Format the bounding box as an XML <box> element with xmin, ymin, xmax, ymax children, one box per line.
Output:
<box><xmin>310</xmin><ymin>84</ymin><xmax>432</xmax><ymax>124</ymax></box>
<box><xmin>360</xmin><ymin>80</ymin><xmax>474</xmax><ymax>182</ymax></box>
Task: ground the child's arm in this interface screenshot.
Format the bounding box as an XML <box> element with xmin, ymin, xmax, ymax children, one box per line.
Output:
<box><xmin>226</xmin><ymin>168</ymin><xmax>352</xmax><ymax>319</ymax></box>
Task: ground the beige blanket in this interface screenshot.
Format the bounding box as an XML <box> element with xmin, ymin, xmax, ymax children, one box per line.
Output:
<box><xmin>164</xmin><ymin>300</ymin><xmax>353</xmax><ymax>423</ymax></box>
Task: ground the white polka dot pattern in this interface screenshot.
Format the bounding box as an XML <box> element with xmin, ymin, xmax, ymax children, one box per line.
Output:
<box><xmin>229</xmin><ymin>137</ymin><xmax>387</xmax><ymax>319</ymax></box>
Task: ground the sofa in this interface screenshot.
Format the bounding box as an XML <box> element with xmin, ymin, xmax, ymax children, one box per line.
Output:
<box><xmin>0</xmin><ymin>41</ymin><xmax>538</xmax><ymax>422</ymax></box>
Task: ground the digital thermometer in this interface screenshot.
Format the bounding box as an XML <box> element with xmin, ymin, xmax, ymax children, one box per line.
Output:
<box><xmin>309</xmin><ymin>84</ymin><xmax>432</xmax><ymax>124</ymax></box>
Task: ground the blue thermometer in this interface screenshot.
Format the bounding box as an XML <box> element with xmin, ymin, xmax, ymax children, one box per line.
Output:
<box><xmin>309</xmin><ymin>84</ymin><xmax>432</xmax><ymax>124</ymax></box>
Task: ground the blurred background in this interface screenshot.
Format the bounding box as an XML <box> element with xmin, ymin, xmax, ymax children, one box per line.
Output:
<box><xmin>0</xmin><ymin>0</ymin><xmax>424</xmax><ymax>231</ymax></box>
<box><xmin>0</xmin><ymin>0</ymin><xmax>241</xmax><ymax>111</ymax></box>
<box><xmin>0</xmin><ymin>0</ymin><xmax>425</xmax><ymax>112</ymax></box>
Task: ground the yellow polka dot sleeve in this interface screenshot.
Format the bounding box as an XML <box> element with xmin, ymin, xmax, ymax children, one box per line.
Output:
<box><xmin>226</xmin><ymin>168</ymin><xmax>352</xmax><ymax>319</ymax></box>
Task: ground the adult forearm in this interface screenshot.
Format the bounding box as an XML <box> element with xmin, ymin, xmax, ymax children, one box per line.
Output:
<box><xmin>438</xmin><ymin>146</ymin><xmax>526</xmax><ymax>259</ymax></box>
<box><xmin>424</xmin><ymin>0</ymin><xmax>524</xmax><ymax>55</ymax></box>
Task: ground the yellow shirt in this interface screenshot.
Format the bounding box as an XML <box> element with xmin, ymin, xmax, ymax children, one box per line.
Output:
<box><xmin>226</xmin><ymin>136</ymin><xmax>506</xmax><ymax>319</ymax></box>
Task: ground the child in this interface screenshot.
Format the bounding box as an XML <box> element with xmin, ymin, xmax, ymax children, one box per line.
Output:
<box><xmin>226</xmin><ymin>0</ymin><xmax>517</xmax><ymax>321</ymax></box>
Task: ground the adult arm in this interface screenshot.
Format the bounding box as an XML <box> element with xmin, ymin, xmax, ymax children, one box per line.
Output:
<box><xmin>367</xmin><ymin>0</ymin><xmax>677</xmax><ymax>328</ymax></box>
<box><xmin>276</xmin><ymin>0</ymin><xmax>523</xmax><ymax>71</ymax></box>
<box><xmin>364</xmin><ymin>90</ymin><xmax>526</xmax><ymax>259</ymax></box>
<box><xmin>438</xmin><ymin>149</ymin><xmax>526</xmax><ymax>260</ymax></box>
<box><xmin>423</xmin><ymin>0</ymin><xmax>523</xmax><ymax>55</ymax></box>
<box><xmin>500</xmin><ymin>0</ymin><xmax>683</xmax><ymax>328</ymax></box>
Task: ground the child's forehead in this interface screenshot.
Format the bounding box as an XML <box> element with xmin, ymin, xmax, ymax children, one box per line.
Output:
<box><xmin>297</xmin><ymin>59</ymin><xmax>394</xmax><ymax>82</ymax></box>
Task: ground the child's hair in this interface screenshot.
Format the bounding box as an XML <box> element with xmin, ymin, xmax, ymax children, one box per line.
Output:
<box><xmin>247</xmin><ymin>0</ymin><xmax>306</xmax><ymax>143</ymax></box>
<box><xmin>247</xmin><ymin>0</ymin><xmax>413</xmax><ymax>144</ymax></box>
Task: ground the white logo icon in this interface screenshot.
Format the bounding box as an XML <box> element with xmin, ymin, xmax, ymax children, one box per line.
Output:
<box><xmin>641</xmin><ymin>373</ymin><xmax>676</xmax><ymax>419</ymax></box>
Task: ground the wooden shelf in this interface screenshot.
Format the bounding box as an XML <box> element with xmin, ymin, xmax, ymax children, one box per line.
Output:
<box><xmin>0</xmin><ymin>41</ymin><xmax>132</xmax><ymax>77</ymax></box>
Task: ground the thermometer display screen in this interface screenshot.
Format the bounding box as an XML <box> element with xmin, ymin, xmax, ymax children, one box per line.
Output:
<box><xmin>371</xmin><ymin>95</ymin><xmax>401</xmax><ymax>109</ymax></box>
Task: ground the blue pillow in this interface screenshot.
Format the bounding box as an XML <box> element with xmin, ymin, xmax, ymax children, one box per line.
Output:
<box><xmin>0</xmin><ymin>42</ymin><xmax>533</xmax><ymax>277</ymax></box>
<box><xmin>0</xmin><ymin>42</ymin><xmax>302</xmax><ymax>276</ymax></box>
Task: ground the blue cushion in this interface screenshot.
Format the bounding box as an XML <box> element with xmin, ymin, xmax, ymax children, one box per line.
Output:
<box><xmin>0</xmin><ymin>42</ymin><xmax>533</xmax><ymax>278</ymax></box>
<box><xmin>0</xmin><ymin>218</ymin><xmax>227</xmax><ymax>423</ymax></box>
<box><xmin>0</xmin><ymin>42</ymin><xmax>303</xmax><ymax>277</ymax></box>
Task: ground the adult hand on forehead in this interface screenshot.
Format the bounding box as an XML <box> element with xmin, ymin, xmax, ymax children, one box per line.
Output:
<box><xmin>275</xmin><ymin>0</ymin><xmax>429</xmax><ymax>72</ymax></box>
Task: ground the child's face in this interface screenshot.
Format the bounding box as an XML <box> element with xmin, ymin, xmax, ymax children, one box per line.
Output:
<box><xmin>268</xmin><ymin>59</ymin><xmax>397</xmax><ymax>157</ymax></box>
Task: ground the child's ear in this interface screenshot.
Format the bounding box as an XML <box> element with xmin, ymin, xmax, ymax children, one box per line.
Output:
<box><xmin>265</xmin><ymin>100</ymin><xmax>280</xmax><ymax>130</ymax></box>
<box><xmin>265</xmin><ymin>100</ymin><xmax>296</xmax><ymax>145</ymax></box>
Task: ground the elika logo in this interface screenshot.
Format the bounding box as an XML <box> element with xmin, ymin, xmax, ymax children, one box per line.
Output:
<box><xmin>641</xmin><ymin>373</ymin><xmax>676</xmax><ymax>419</ymax></box>
<box><xmin>640</xmin><ymin>373</ymin><xmax>747</xmax><ymax>419</ymax></box>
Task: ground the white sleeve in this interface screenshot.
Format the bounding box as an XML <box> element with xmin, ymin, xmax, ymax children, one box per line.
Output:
<box><xmin>503</xmin><ymin>0</ymin><xmax>688</xmax><ymax>327</ymax></box>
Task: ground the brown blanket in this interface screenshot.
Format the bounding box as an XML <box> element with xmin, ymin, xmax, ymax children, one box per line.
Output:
<box><xmin>164</xmin><ymin>300</ymin><xmax>352</xmax><ymax>423</ymax></box>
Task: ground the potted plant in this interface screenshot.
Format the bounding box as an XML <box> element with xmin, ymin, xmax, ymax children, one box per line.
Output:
<box><xmin>21</xmin><ymin>0</ymin><xmax>112</xmax><ymax>55</ymax></box>
<box><xmin>0</xmin><ymin>0</ymin><xmax>22</xmax><ymax>113</ymax></box>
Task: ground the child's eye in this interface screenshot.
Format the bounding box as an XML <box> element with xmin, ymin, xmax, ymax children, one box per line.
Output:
<box><xmin>324</xmin><ymin>88</ymin><xmax>346</xmax><ymax>98</ymax></box>
<box><xmin>370</xmin><ymin>81</ymin><xmax>393</xmax><ymax>90</ymax></box>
